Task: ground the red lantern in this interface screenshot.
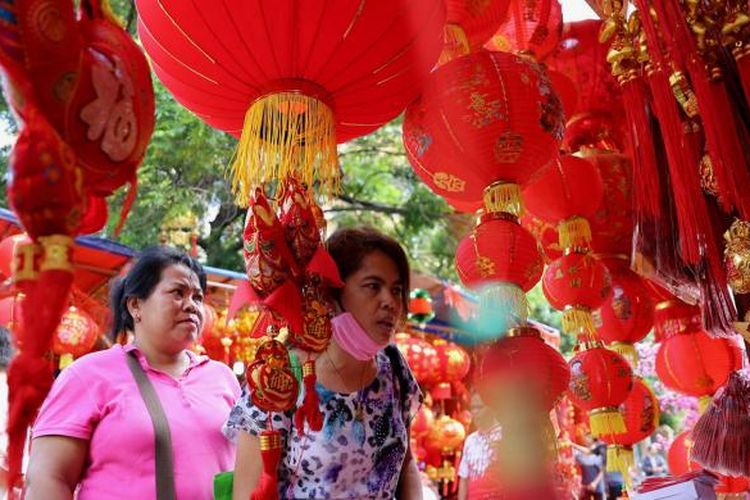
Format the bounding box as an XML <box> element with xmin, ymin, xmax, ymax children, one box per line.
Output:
<box><xmin>567</xmin><ymin>346</ymin><xmax>633</xmax><ymax>437</ymax></box>
<box><xmin>433</xmin><ymin>338</ymin><xmax>471</xmax><ymax>384</ymax></box>
<box><xmin>441</xmin><ymin>0</ymin><xmax>511</xmax><ymax>63</ymax></box>
<box><xmin>562</xmin><ymin>111</ymin><xmax>628</xmax><ymax>154</ymax></box>
<box><xmin>403</xmin><ymin>50</ymin><xmax>564</xmax><ymax>209</ymax></box>
<box><xmin>479</xmin><ymin>327</ymin><xmax>570</xmax><ymax>412</ymax></box>
<box><xmin>547</xmin><ymin>69</ymin><xmax>579</xmax><ymax>119</ymax></box>
<box><xmin>137</xmin><ymin>0</ymin><xmax>445</xmax><ymax>202</ymax></box>
<box><xmin>668</xmin><ymin>431</ymin><xmax>700</xmax><ymax>475</ymax></box>
<box><xmin>485</xmin><ymin>0</ymin><xmax>563</xmax><ymax>60</ymax></box>
<box><xmin>656</xmin><ymin>330</ymin><xmax>742</xmax><ymax>398</ymax></box>
<box><xmin>424</xmin><ymin>415</ymin><xmax>467</xmax><ymax>455</ymax></box>
<box><xmin>411</xmin><ymin>405</ymin><xmax>436</xmax><ymax>439</ymax></box>
<box><xmin>543</xmin><ymin>252</ymin><xmax>611</xmax><ymax>337</ymax></box>
<box><xmin>395</xmin><ymin>332</ymin><xmax>438</xmax><ymax>386</ymax></box>
<box><xmin>596</xmin><ymin>258</ymin><xmax>654</xmax><ymax>362</ymax></box>
<box><xmin>653</xmin><ymin>299</ymin><xmax>703</xmax><ymax>342</ymax></box>
<box><xmin>52</xmin><ymin>306</ymin><xmax>99</xmax><ymax>367</ymax></box>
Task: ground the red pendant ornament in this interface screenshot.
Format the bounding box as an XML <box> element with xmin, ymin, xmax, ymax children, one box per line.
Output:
<box><xmin>484</xmin><ymin>0</ymin><xmax>563</xmax><ymax>60</ymax></box>
<box><xmin>136</xmin><ymin>0</ymin><xmax>445</xmax><ymax>203</ymax></box>
<box><xmin>567</xmin><ymin>346</ymin><xmax>633</xmax><ymax>437</ymax></box>
<box><xmin>433</xmin><ymin>339</ymin><xmax>471</xmax><ymax>390</ymax></box>
<box><xmin>440</xmin><ymin>0</ymin><xmax>511</xmax><ymax>64</ymax></box>
<box><xmin>395</xmin><ymin>332</ymin><xmax>438</xmax><ymax>387</ymax></box>
<box><xmin>52</xmin><ymin>306</ymin><xmax>99</xmax><ymax>369</ymax></box>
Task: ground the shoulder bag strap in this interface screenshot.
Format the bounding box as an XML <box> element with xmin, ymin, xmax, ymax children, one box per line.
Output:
<box><xmin>125</xmin><ymin>351</ymin><xmax>176</xmax><ymax>500</ymax></box>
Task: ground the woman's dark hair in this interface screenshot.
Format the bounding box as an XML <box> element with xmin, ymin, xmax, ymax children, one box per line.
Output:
<box><xmin>326</xmin><ymin>227</ymin><xmax>410</xmax><ymax>315</ymax></box>
<box><xmin>109</xmin><ymin>246</ymin><xmax>207</xmax><ymax>339</ymax></box>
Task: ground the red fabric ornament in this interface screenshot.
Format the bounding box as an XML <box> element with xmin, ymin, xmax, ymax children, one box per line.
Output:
<box><xmin>596</xmin><ymin>257</ymin><xmax>654</xmax><ymax>358</ymax></box>
<box><xmin>247</xmin><ymin>339</ymin><xmax>299</xmax><ymax>413</ymax></box>
<box><xmin>479</xmin><ymin>327</ymin><xmax>570</xmax><ymax>412</ymax></box>
<box><xmin>668</xmin><ymin>431</ymin><xmax>700</xmax><ymax>476</ymax></box>
<box><xmin>441</xmin><ymin>0</ymin><xmax>511</xmax><ymax>63</ymax></box>
<box><xmin>567</xmin><ymin>346</ymin><xmax>633</xmax><ymax>437</ymax></box>
<box><xmin>403</xmin><ymin>50</ymin><xmax>564</xmax><ymax>208</ymax></box>
<box><xmin>433</xmin><ymin>339</ymin><xmax>471</xmax><ymax>384</ymax></box>
<box><xmin>136</xmin><ymin>0</ymin><xmax>445</xmax><ymax>201</ymax></box>
<box><xmin>394</xmin><ymin>332</ymin><xmax>438</xmax><ymax>386</ymax></box>
<box><xmin>655</xmin><ymin>331</ymin><xmax>742</xmax><ymax>398</ymax></box>
<box><xmin>52</xmin><ymin>306</ymin><xmax>99</xmax><ymax>367</ymax></box>
<box><xmin>485</xmin><ymin>0</ymin><xmax>563</xmax><ymax>60</ymax></box>
<box><xmin>456</xmin><ymin>217</ymin><xmax>543</xmax><ymax>292</ymax></box>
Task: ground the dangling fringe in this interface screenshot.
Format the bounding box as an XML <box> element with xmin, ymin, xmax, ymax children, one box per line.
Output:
<box><xmin>483</xmin><ymin>181</ymin><xmax>522</xmax><ymax>218</ymax></box>
<box><xmin>562</xmin><ymin>307</ymin><xmax>596</xmax><ymax>339</ymax></box>
<box><xmin>607</xmin><ymin>446</ymin><xmax>634</xmax><ymax>489</ymax></box>
<box><xmin>231</xmin><ymin>92</ymin><xmax>338</xmax><ymax>206</ymax></box>
<box><xmin>558</xmin><ymin>217</ymin><xmax>592</xmax><ymax>252</ymax></box>
<box><xmin>294</xmin><ymin>359</ymin><xmax>323</xmax><ymax>435</ymax></box>
<box><xmin>692</xmin><ymin>371</ymin><xmax>750</xmax><ymax>477</ymax></box>
<box><xmin>607</xmin><ymin>342</ymin><xmax>638</xmax><ymax>367</ymax></box>
<box><xmin>698</xmin><ymin>394</ymin><xmax>713</xmax><ymax>415</ymax></box>
<box><xmin>478</xmin><ymin>283</ymin><xmax>528</xmax><ymax>336</ymax></box>
<box><xmin>439</xmin><ymin>23</ymin><xmax>470</xmax><ymax>66</ymax></box>
<box><xmin>251</xmin><ymin>430</ymin><xmax>283</xmax><ymax>500</ymax></box>
<box><xmin>734</xmin><ymin>50</ymin><xmax>750</xmax><ymax>110</ymax></box>
<box><xmin>589</xmin><ymin>407</ymin><xmax>626</xmax><ymax>437</ymax></box>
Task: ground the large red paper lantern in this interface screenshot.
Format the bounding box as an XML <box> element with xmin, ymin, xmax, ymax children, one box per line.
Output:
<box><xmin>543</xmin><ymin>252</ymin><xmax>611</xmax><ymax>337</ymax></box>
<box><xmin>596</xmin><ymin>258</ymin><xmax>654</xmax><ymax>362</ymax></box>
<box><xmin>668</xmin><ymin>431</ymin><xmax>700</xmax><ymax>475</ymax></box>
<box><xmin>479</xmin><ymin>327</ymin><xmax>570</xmax><ymax>412</ymax></box>
<box><xmin>137</xmin><ymin>0</ymin><xmax>445</xmax><ymax>202</ymax></box>
<box><xmin>567</xmin><ymin>346</ymin><xmax>633</xmax><ymax>437</ymax></box>
<box><xmin>655</xmin><ymin>330</ymin><xmax>742</xmax><ymax>399</ymax></box>
<box><xmin>52</xmin><ymin>306</ymin><xmax>99</xmax><ymax>367</ymax></box>
<box><xmin>485</xmin><ymin>0</ymin><xmax>563</xmax><ymax>60</ymax></box>
<box><xmin>403</xmin><ymin>50</ymin><xmax>564</xmax><ymax>209</ymax></box>
<box><xmin>395</xmin><ymin>332</ymin><xmax>438</xmax><ymax>386</ymax></box>
<box><xmin>441</xmin><ymin>0</ymin><xmax>511</xmax><ymax>63</ymax></box>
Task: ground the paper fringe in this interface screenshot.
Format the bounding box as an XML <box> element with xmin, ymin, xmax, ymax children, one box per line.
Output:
<box><xmin>562</xmin><ymin>307</ymin><xmax>596</xmax><ymax>339</ymax></box>
<box><xmin>479</xmin><ymin>282</ymin><xmax>528</xmax><ymax>329</ymax></box>
<box><xmin>589</xmin><ymin>407</ymin><xmax>626</xmax><ymax>437</ymax></box>
<box><xmin>231</xmin><ymin>92</ymin><xmax>338</xmax><ymax>206</ymax></box>
<box><xmin>607</xmin><ymin>342</ymin><xmax>638</xmax><ymax>367</ymax></box>
<box><xmin>558</xmin><ymin>216</ymin><xmax>592</xmax><ymax>252</ymax></box>
<box><xmin>439</xmin><ymin>23</ymin><xmax>471</xmax><ymax>66</ymax></box>
<box><xmin>483</xmin><ymin>181</ymin><xmax>523</xmax><ymax>218</ymax></box>
<box><xmin>607</xmin><ymin>445</ymin><xmax>634</xmax><ymax>489</ymax></box>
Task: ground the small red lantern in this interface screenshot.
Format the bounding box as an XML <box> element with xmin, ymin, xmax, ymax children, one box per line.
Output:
<box><xmin>596</xmin><ymin>258</ymin><xmax>654</xmax><ymax>363</ymax></box>
<box><xmin>543</xmin><ymin>252</ymin><xmax>611</xmax><ymax>337</ymax></box>
<box><xmin>394</xmin><ymin>332</ymin><xmax>438</xmax><ymax>386</ymax></box>
<box><xmin>485</xmin><ymin>0</ymin><xmax>563</xmax><ymax>60</ymax></box>
<box><xmin>441</xmin><ymin>0</ymin><xmax>511</xmax><ymax>63</ymax></box>
<box><xmin>655</xmin><ymin>330</ymin><xmax>742</xmax><ymax>399</ymax></box>
<box><xmin>479</xmin><ymin>327</ymin><xmax>570</xmax><ymax>412</ymax></box>
<box><xmin>424</xmin><ymin>415</ymin><xmax>467</xmax><ymax>455</ymax></box>
<box><xmin>408</xmin><ymin>289</ymin><xmax>436</xmax><ymax>325</ymax></box>
<box><xmin>562</xmin><ymin>111</ymin><xmax>628</xmax><ymax>154</ymax></box>
<box><xmin>433</xmin><ymin>338</ymin><xmax>471</xmax><ymax>385</ymax></box>
<box><xmin>567</xmin><ymin>346</ymin><xmax>633</xmax><ymax>437</ymax></box>
<box><xmin>668</xmin><ymin>431</ymin><xmax>699</xmax><ymax>475</ymax></box>
<box><xmin>411</xmin><ymin>405</ymin><xmax>436</xmax><ymax>439</ymax></box>
<box><xmin>52</xmin><ymin>306</ymin><xmax>99</xmax><ymax>368</ymax></box>
<box><xmin>653</xmin><ymin>299</ymin><xmax>703</xmax><ymax>342</ymax></box>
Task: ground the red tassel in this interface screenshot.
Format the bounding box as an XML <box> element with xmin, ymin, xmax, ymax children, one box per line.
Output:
<box><xmin>294</xmin><ymin>359</ymin><xmax>323</xmax><ymax>435</ymax></box>
<box><xmin>251</xmin><ymin>430</ymin><xmax>283</xmax><ymax>500</ymax></box>
<box><xmin>735</xmin><ymin>54</ymin><xmax>750</xmax><ymax>111</ymax></box>
<box><xmin>691</xmin><ymin>371</ymin><xmax>750</xmax><ymax>477</ymax></box>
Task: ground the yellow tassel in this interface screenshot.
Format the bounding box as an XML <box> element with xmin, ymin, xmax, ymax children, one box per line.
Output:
<box><xmin>558</xmin><ymin>216</ymin><xmax>592</xmax><ymax>252</ymax></box>
<box><xmin>607</xmin><ymin>342</ymin><xmax>639</xmax><ymax>367</ymax></box>
<box><xmin>482</xmin><ymin>181</ymin><xmax>523</xmax><ymax>218</ymax></box>
<box><xmin>59</xmin><ymin>353</ymin><xmax>74</xmax><ymax>370</ymax></box>
<box><xmin>562</xmin><ymin>306</ymin><xmax>597</xmax><ymax>339</ymax></box>
<box><xmin>698</xmin><ymin>394</ymin><xmax>713</xmax><ymax>414</ymax></box>
<box><xmin>439</xmin><ymin>23</ymin><xmax>471</xmax><ymax>66</ymax></box>
<box><xmin>479</xmin><ymin>283</ymin><xmax>528</xmax><ymax>327</ymax></box>
<box><xmin>230</xmin><ymin>91</ymin><xmax>338</xmax><ymax>206</ymax></box>
<box><xmin>589</xmin><ymin>407</ymin><xmax>626</xmax><ymax>437</ymax></box>
<box><xmin>607</xmin><ymin>446</ymin><xmax>634</xmax><ymax>489</ymax></box>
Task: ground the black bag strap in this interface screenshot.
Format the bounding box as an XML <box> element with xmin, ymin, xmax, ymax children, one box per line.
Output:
<box><xmin>125</xmin><ymin>351</ymin><xmax>176</xmax><ymax>500</ymax></box>
<box><xmin>384</xmin><ymin>344</ymin><xmax>410</xmax><ymax>423</ymax></box>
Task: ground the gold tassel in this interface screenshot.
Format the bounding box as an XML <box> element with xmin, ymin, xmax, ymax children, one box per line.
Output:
<box><xmin>589</xmin><ymin>407</ymin><xmax>626</xmax><ymax>437</ymax></box>
<box><xmin>698</xmin><ymin>394</ymin><xmax>713</xmax><ymax>414</ymax></box>
<box><xmin>59</xmin><ymin>353</ymin><xmax>74</xmax><ymax>370</ymax></box>
<box><xmin>607</xmin><ymin>445</ymin><xmax>634</xmax><ymax>489</ymax></box>
<box><xmin>230</xmin><ymin>91</ymin><xmax>338</xmax><ymax>206</ymax></box>
<box><xmin>607</xmin><ymin>342</ymin><xmax>639</xmax><ymax>367</ymax></box>
<box><xmin>479</xmin><ymin>283</ymin><xmax>528</xmax><ymax>327</ymax></box>
<box><xmin>562</xmin><ymin>306</ymin><xmax>597</xmax><ymax>339</ymax></box>
<box><xmin>439</xmin><ymin>23</ymin><xmax>471</xmax><ymax>66</ymax></box>
<box><xmin>482</xmin><ymin>181</ymin><xmax>523</xmax><ymax>217</ymax></box>
<box><xmin>558</xmin><ymin>216</ymin><xmax>592</xmax><ymax>252</ymax></box>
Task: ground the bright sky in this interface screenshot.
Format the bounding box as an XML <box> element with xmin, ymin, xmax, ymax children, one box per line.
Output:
<box><xmin>561</xmin><ymin>0</ymin><xmax>599</xmax><ymax>22</ymax></box>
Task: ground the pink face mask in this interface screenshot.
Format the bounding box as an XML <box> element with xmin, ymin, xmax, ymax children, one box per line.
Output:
<box><xmin>331</xmin><ymin>312</ymin><xmax>388</xmax><ymax>361</ymax></box>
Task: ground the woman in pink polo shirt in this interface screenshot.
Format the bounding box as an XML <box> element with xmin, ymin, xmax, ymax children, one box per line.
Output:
<box><xmin>26</xmin><ymin>246</ymin><xmax>241</xmax><ymax>499</ymax></box>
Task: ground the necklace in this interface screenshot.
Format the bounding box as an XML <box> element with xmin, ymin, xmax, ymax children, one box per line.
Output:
<box><xmin>326</xmin><ymin>351</ymin><xmax>370</xmax><ymax>424</ymax></box>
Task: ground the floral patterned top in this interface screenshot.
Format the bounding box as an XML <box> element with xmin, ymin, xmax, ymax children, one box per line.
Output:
<box><xmin>224</xmin><ymin>346</ymin><xmax>422</xmax><ymax>499</ymax></box>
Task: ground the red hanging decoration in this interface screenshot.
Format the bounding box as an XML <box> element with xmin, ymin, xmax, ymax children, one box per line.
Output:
<box><xmin>652</xmin><ymin>299</ymin><xmax>703</xmax><ymax>342</ymax></box>
<box><xmin>668</xmin><ymin>431</ymin><xmax>700</xmax><ymax>475</ymax></box>
<box><xmin>440</xmin><ymin>0</ymin><xmax>511</xmax><ymax>64</ymax></box>
<box><xmin>485</xmin><ymin>0</ymin><xmax>563</xmax><ymax>60</ymax></box>
<box><xmin>52</xmin><ymin>306</ymin><xmax>99</xmax><ymax>369</ymax></box>
<box><xmin>394</xmin><ymin>332</ymin><xmax>438</xmax><ymax>387</ymax></box>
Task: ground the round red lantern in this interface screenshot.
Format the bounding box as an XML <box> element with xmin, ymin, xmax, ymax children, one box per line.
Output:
<box><xmin>547</xmin><ymin>69</ymin><xmax>579</xmax><ymax>119</ymax></box>
<box><xmin>668</xmin><ymin>431</ymin><xmax>700</xmax><ymax>475</ymax></box>
<box><xmin>52</xmin><ymin>306</ymin><xmax>99</xmax><ymax>368</ymax></box>
<box><xmin>424</xmin><ymin>414</ymin><xmax>467</xmax><ymax>455</ymax></box>
<box><xmin>433</xmin><ymin>338</ymin><xmax>471</xmax><ymax>385</ymax></box>
<box><xmin>411</xmin><ymin>405</ymin><xmax>436</xmax><ymax>439</ymax></box>
<box><xmin>441</xmin><ymin>0</ymin><xmax>511</xmax><ymax>63</ymax></box>
<box><xmin>479</xmin><ymin>327</ymin><xmax>570</xmax><ymax>412</ymax></box>
<box><xmin>395</xmin><ymin>332</ymin><xmax>438</xmax><ymax>386</ymax></box>
<box><xmin>596</xmin><ymin>258</ymin><xmax>654</xmax><ymax>362</ymax></box>
<box><xmin>653</xmin><ymin>299</ymin><xmax>703</xmax><ymax>342</ymax></box>
<box><xmin>567</xmin><ymin>346</ymin><xmax>633</xmax><ymax>437</ymax></box>
<box><xmin>563</xmin><ymin>111</ymin><xmax>628</xmax><ymax>154</ymax></box>
<box><xmin>403</xmin><ymin>50</ymin><xmax>564</xmax><ymax>210</ymax></box>
<box><xmin>543</xmin><ymin>252</ymin><xmax>611</xmax><ymax>337</ymax></box>
<box><xmin>485</xmin><ymin>0</ymin><xmax>563</xmax><ymax>60</ymax></box>
<box><xmin>656</xmin><ymin>330</ymin><xmax>742</xmax><ymax>398</ymax></box>
<box><xmin>137</xmin><ymin>0</ymin><xmax>446</xmax><ymax>202</ymax></box>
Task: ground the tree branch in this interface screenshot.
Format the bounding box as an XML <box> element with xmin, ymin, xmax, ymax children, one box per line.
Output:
<box><xmin>331</xmin><ymin>194</ymin><xmax>408</xmax><ymax>215</ymax></box>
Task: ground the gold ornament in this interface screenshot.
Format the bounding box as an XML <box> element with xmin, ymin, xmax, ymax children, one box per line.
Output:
<box><xmin>699</xmin><ymin>153</ymin><xmax>720</xmax><ymax>197</ymax></box>
<box><xmin>724</xmin><ymin>219</ymin><xmax>750</xmax><ymax>294</ymax></box>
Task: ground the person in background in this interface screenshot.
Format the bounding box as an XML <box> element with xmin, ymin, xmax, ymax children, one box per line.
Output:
<box><xmin>457</xmin><ymin>393</ymin><xmax>502</xmax><ymax>500</ymax></box>
<box><xmin>573</xmin><ymin>435</ymin><xmax>606</xmax><ymax>500</ymax></box>
<box><xmin>227</xmin><ymin>227</ymin><xmax>423</xmax><ymax>499</ymax></box>
<box><xmin>25</xmin><ymin>246</ymin><xmax>241</xmax><ymax>499</ymax></box>
<box><xmin>641</xmin><ymin>443</ymin><xmax>668</xmax><ymax>477</ymax></box>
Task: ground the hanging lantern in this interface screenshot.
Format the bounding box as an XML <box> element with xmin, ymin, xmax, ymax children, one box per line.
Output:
<box><xmin>567</xmin><ymin>346</ymin><xmax>633</xmax><ymax>437</ymax></box>
<box><xmin>403</xmin><ymin>49</ymin><xmax>564</xmax><ymax>211</ymax></box>
<box><xmin>668</xmin><ymin>431</ymin><xmax>700</xmax><ymax>475</ymax></box>
<box><xmin>655</xmin><ymin>330</ymin><xmax>742</xmax><ymax>400</ymax></box>
<box><xmin>136</xmin><ymin>0</ymin><xmax>445</xmax><ymax>203</ymax></box>
<box><xmin>394</xmin><ymin>332</ymin><xmax>438</xmax><ymax>386</ymax></box>
<box><xmin>546</xmin><ymin>69</ymin><xmax>580</xmax><ymax>120</ymax></box>
<box><xmin>520</xmin><ymin>212</ymin><xmax>563</xmax><ymax>262</ymax></box>
<box><xmin>562</xmin><ymin>111</ymin><xmax>628</xmax><ymax>154</ymax></box>
<box><xmin>52</xmin><ymin>306</ymin><xmax>99</xmax><ymax>369</ymax></box>
<box><xmin>652</xmin><ymin>299</ymin><xmax>703</xmax><ymax>342</ymax></box>
<box><xmin>432</xmin><ymin>338</ymin><xmax>471</xmax><ymax>399</ymax></box>
<box><xmin>424</xmin><ymin>414</ymin><xmax>467</xmax><ymax>455</ymax></box>
<box><xmin>478</xmin><ymin>326</ymin><xmax>570</xmax><ymax>413</ymax></box>
<box><xmin>408</xmin><ymin>289</ymin><xmax>436</xmax><ymax>325</ymax></box>
<box><xmin>440</xmin><ymin>0</ymin><xmax>512</xmax><ymax>64</ymax></box>
<box><xmin>411</xmin><ymin>405</ymin><xmax>436</xmax><ymax>439</ymax></box>
<box><xmin>599</xmin><ymin>378</ymin><xmax>659</xmax><ymax>485</ymax></box>
<box><xmin>542</xmin><ymin>252</ymin><xmax>611</xmax><ymax>338</ymax></box>
<box><xmin>596</xmin><ymin>257</ymin><xmax>654</xmax><ymax>364</ymax></box>
<box><xmin>485</xmin><ymin>0</ymin><xmax>563</xmax><ymax>60</ymax></box>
